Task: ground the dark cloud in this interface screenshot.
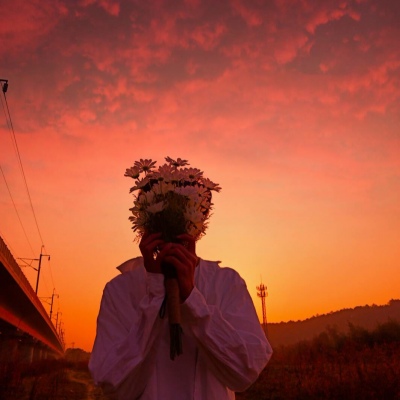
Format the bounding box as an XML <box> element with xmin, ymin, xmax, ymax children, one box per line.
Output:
<box><xmin>1</xmin><ymin>0</ymin><xmax>399</xmax><ymax>146</ymax></box>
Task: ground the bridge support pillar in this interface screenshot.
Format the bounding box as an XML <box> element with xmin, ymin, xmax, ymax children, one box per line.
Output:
<box><xmin>0</xmin><ymin>336</ymin><xmax>19</xmax><ymax>363</ymax></box>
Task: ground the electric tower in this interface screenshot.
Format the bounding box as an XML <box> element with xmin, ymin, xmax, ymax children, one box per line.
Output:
<box><xmin>256</xmin><ymin>282</ymin><xmax>268</xmax><ymax>337</ymax></box>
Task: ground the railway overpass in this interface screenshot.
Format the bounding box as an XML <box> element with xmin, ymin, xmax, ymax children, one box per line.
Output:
<box><xmin>0</xmin><ymin>236</ymin><xmax>64</xmax><ymax>362</ymax></box>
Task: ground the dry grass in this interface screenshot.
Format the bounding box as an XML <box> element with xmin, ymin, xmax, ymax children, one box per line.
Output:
<box><xmin>237</xmin><ymin>321</ymin><xmax>400</xmax><ymax>400</ymax></box>
<box><xmin>0</xmin><ymin>360</ymin><xmax>110</xmax><ymax>400</ymax></box>
<box><xmin>2</xmin><ymin>321</ymin><xmax>399</xmax><ymax>399</ymax></box>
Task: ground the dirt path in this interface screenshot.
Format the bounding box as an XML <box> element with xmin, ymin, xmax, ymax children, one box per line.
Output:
<box><xmin>66</xmin><ymin>369</ymin><xmax>110</xmax><ymax>400</ymax></box>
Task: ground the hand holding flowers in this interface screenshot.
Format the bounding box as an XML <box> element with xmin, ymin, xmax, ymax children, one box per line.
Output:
<box><xmin>139</xmin><ymin>232</ymin><xmax>164</xmax><ymax>274</ymax></box>
<box><xmin>139</xmin><ymin>232</ymin><xmax>197</xmax><ymax>302</ymax></box>
<box><xmin>161</xmin><ymin>234</ymin><xmax>197</xmax><ymax>302</ymax></box>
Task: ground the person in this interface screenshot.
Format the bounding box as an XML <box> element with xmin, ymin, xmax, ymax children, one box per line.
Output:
<box><xmin>89</xmin><ymin>158</ymin><xmax>273</xmax><ymax>399</ymax></box>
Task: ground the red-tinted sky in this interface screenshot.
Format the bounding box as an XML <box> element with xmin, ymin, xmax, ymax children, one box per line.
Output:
<box><xmin>1</xmin><ymin>0</ymin><xmax>399</xmax><ymax>351</ymax></box>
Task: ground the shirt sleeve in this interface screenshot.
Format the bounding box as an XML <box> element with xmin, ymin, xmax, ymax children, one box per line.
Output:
<box><xmin>181</xmin><ymin>269</ymin><xmax>273</xmax><ymax>392</ymax></box>
<box><xmin>89</xmin><ymin>272</ymin><xmax>165</xmax><ymax>398</ymax></box>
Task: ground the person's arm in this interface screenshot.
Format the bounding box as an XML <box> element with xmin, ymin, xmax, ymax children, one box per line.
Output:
<box><xmin>182</xmin><ymin>268</ymin><xmax>272</xmax><ymax>392</ymax></box>
<box><xmin>89</xmin><ymin>271</ymin><xmax>165</xmax><ymax>398</ymax></box>
<box><xmin>157</xmin><ymin>235</ymin><xmax>272</xmax><ymax>391</ymax></box>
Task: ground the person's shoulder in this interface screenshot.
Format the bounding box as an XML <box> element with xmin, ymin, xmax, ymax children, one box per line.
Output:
<box><xmin>199</xmin><ymin>259</ymin><xmax>244</xmax><ymax>284</ymax></box>
<box><xmin>101</xmin><ymin>259</ymin><xmax>147</xmax><ymax>307</ymax></box>
<box><xmin>105</xmin><ymin>257</ymin><xmax>146</xmax><ymax>290</ymax></box>
<box><xmin>197</xmin><ymin>259</ymin><xmax>247</xmax><ymax>303</ymax></box>
<box><xmin>116</xmin><ymin>256</ymin><xmax>144</xmax><ymax>273</ymax></box>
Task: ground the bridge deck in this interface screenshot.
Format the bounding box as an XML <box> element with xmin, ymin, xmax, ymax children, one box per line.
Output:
<box><xmin>0</xmin><ymin>236</ymin><xmax>63</xmax><ymax>355</ymax></box>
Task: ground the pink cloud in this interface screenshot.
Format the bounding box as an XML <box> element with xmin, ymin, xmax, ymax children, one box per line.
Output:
<box><xmin>0</xmin><ymin>1</ymin><xmax>68</xmax><ymax>57</ymax></box>
<box><xmin>231</xmin><ymin>0</ymin><xmax>263</xmax><ymax>27</ymax></box>
<box><xmin>273</xmin><ymin>32</ymin><xmax>310</xmax><ymax>65</ymax></box>
<box><xmin>301</xmin><ymin>2</ymin><xmax>360</xmax><ymax>34</ymax></box>
<box><xmin>190</xmin><ymin>23</ymin><xmax>227</xmax><ymax>50</ymax></box>
<box><xmin>99</xmin><ymin>0</ymin><xmax>120</xmax><ymax>16</ymax></box>
<box><xmin>79</xmin><ymin>0</ymin><xmax>120</xmax><ymax>16</ymax></box>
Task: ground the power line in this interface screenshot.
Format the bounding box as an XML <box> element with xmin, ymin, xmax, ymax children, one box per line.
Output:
<box><xmin>0</xmin><ymin>229</ymin><xmax>17</xmax><ymax>255</ymax></box>
<box><xmin>0</xmin><ymin>81</ymin><xmax>18</xmax><ymax>158</ymax></box>
<box><xmin>0</xmin><ymin>165</ymin><xmax>36</xmax><ymax>255</ymax></box>
<box><xmin>46</xmin><ymin>250</ymin><xmax>56</xmax><ymax>290</ymax></box>
<box><xmin>0</xmin><ymin>79</ymin><xmax>45</xmax><ymax>247</ymax></box>
<box><xmin>1</xmin><ymin>79</ymin><xmax>60</xmax><ymax>333</ymax></box>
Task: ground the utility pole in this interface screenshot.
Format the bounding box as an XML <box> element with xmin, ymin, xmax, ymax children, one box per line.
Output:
<box><xmin>49</xmin><ymin>288</ymin><xmax>59</xmax><ymax>321</ymax></box>
<box><xmin>256</xmin><ymin>280</ymin><xmax>268</xmax><ymax>337</ymax></box>
<box><xmin>18</xmin><ymin>246</ymin><xmax>51</xmax><ymax>295</ymax></box>
<box><xmin>39</xmin><ymin>288</ymin><xmax>59</xmax><ymax>321</ymax></box>
<box><xmin>0</xmin><ymin>79</ymin><xmax>8</xmax><ymax>93</ymax></box>
<box><xmin>59</xmin><ymin>323</ymin><xmax>65</xmax><ymax>349</ymax></box>
<box><xmin>36</xmin><ymin>247</ymin><xmax>50</xmax><ymax>294</ymax></box>
<box><xmin>55</xmin><ymin>311</ymin><xmax>62</xmax><ymax>331</ymax></box>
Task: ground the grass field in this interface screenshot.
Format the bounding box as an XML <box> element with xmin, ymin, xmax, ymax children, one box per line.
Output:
<box><xmin>1</xmin><ymin>321</ymin><xmax>399</xmax><ymax>399</ymax></box>
<box><xmin>0</xmin><ymin>360</ymin><xmax>108</xmax><ymax>400</ymax></box>
<box><xmin>237</xmin><ymin>321</ymin><xmax>400</xmax><ymax>400</ymax></box>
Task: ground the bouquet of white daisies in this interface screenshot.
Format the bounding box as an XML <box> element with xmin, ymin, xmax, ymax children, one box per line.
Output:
<box><xmin>125</xmin><ymin>156</ymin><xmax>221</xmax><ymax>243</ymax></box>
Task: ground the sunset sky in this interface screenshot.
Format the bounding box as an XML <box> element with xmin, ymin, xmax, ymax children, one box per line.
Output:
<box><xmin>1</xmin><ymin>0</ymin><xmax>399</xmax><ymax>351</ymax></box>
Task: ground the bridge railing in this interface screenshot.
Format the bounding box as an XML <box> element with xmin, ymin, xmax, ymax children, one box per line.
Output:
<box><xmin>0</xmin><ymin>236</ymin><xmax>35</xmax><ymax>298</ymax></box>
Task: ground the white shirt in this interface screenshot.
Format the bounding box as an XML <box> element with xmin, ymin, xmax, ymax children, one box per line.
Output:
<box><xmin>89</xmin><ymin>258</ymin><xmax>272</xmax><ymax>399</ymax></box>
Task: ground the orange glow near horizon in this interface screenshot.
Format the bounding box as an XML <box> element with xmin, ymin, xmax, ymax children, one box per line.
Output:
<box><xmin>1</xmin><ymin>1</ymin><xmax>400</xmax><ymax>352</ymax></box>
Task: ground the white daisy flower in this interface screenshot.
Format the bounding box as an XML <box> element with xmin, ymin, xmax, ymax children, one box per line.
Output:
<box><xmin>129</xmin><ymin>176</ymin><xmax>150</xmax><ymax>192</ymax></box>
<box><xmin>201</xmin><ymin>178</ymin><xmax>221</xmax><ymax>192</ymax></box>
<box><xmin>184</xmin><ymin>208</ymin><xmax>204</xmax><ymax>224</ymax></box>
<box><xmin>175</xmin><ymin>186</ymin><xmax>200</xmax><ymax>198</ymax></box>
<box><xmin>152</xmin><ymin>181</ymin><xmax>175</xmax><ymax>195</ymax></box>
<box><xmin>152</xmin><ymin>164</ymin><xmax>175</xmax><ymax>182</ymax></box>
<box><xmin>134</xmin><ymin>158</ymin><xmax>157</xmax><ymax>173</ymax></box>
<box><xmin>194</xmin><ymin>184</ymin><xmax>209</xmax><ymax>197</ymax></box>
<box><xmin>165</xmin><ymin>156</ymin><xmax>189</xmax><ymax>168</ymax></box>
<box><xmin>143</xmin><ymin>190</ymin><xmax>155</xmax><ymax>204</ymax></box>
<box><xmin>124</xmin><ymin>166</ymin><xmax>141</xmax><ymax>179</ymax></box>
<box><xmin>181</xmin><ymin>168</ymin><xmax>203</xmax><ymax>182</ymax></box>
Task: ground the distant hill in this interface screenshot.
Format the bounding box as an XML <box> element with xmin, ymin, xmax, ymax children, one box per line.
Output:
<box><xmin>267</xmin><ymin>299</ymin><xmax>400</xmax><ymax>348</ymax></box>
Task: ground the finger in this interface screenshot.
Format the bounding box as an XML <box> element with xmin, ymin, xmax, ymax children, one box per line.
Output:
<box><xmin>156</xmin><ymin>242</ymin><xmax>173</xmax><ymax>262</ymax></box>
<box><xmin>166</xmin><ymin>243</ymin><xmax>195</xmax><ymax>258</ymax></box>
<box><xmin>162</xmin><ymin>249</ymin><xmax>196</xmax><ymax>302</ymax></box>
<box><xmin>163</xmin><ymin>246</ymin><xmax>197</xmax><ymax>269</ymax></box>
<box><xmin>140</xmin><ymin>232</ymin><xmax>162</xmax><ymax>248</ymax></box>
<box><xmin>140</xmin><ymin>233</ymin><xmax>164</xmax><ymax>254</ymax></box>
